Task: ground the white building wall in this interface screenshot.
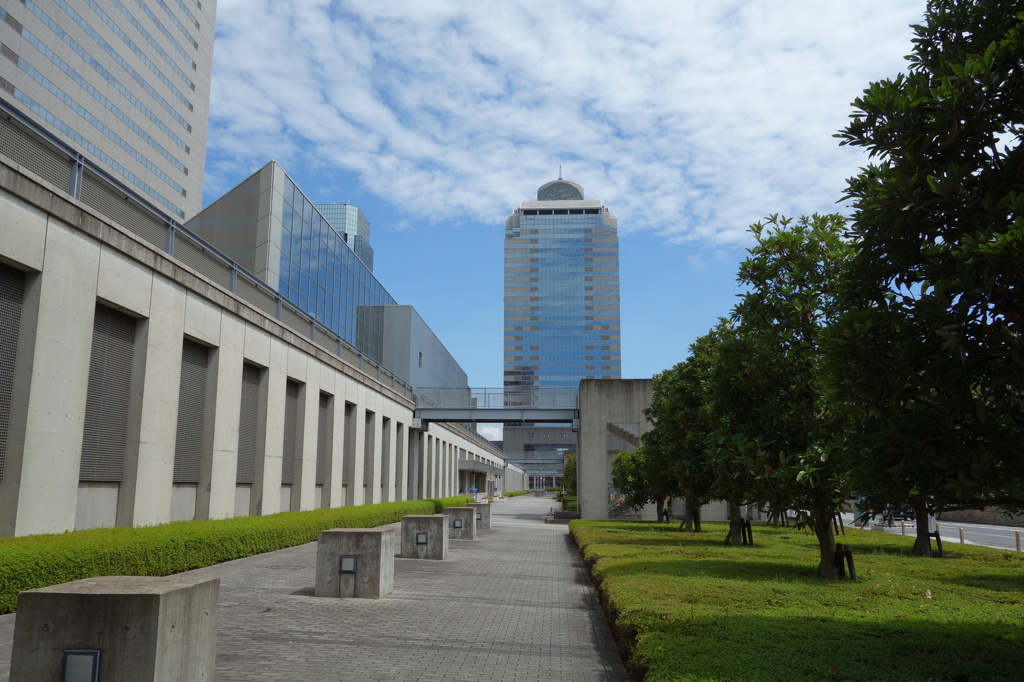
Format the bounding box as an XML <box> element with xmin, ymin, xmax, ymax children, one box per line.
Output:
<box><xmin>0</xmin><ymin>160</ymin><xmax>504</xmax><ymax>537</ymax></box>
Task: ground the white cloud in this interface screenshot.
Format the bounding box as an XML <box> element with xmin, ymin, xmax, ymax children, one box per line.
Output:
<box><xmin>476</xmin><ymin>424</ymin><xmax>503</xmax><ymax>442</ymax></box>
<box><xmin>206</xmin><ymin>0</ymin><xmax>926</xmax><ymax>244</ymax></box>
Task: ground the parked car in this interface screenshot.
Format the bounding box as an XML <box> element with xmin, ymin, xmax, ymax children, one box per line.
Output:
<box><xmin>887</xmin><ymin>505</ymin><xmax>916</xmax><ymax>521</ymax></box>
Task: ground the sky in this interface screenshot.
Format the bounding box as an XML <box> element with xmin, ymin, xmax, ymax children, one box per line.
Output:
<box><xmin>201</xmin><ymin>0</ymin><xmax>929</xmax><ymax>439</ymax></box>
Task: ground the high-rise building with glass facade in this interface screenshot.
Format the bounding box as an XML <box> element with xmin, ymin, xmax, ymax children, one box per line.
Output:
<box><xmin>315</xmin><ymin>203</ymin><xmax>374</xmax><ymax>272</ymax></box>
<box><xmin>503</xmin><ymin>177</ymin><xmax>621</xmax><ymax>487</ymax></box>
<box><xmin>0</xmin><ymin>0</ymin><xmax>217</xmax><ymax>220</ymax></box>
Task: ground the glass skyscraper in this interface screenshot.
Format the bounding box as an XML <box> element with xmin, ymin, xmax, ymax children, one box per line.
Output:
<box><xmin>503</xmin><ymin>177</ymin><xmax>621</xmax><ymax>487</ymax></box>
<box><xmin>315</xmin><ymin>203</ymin><xmax>374</xmax><ymax>272</ymax></box>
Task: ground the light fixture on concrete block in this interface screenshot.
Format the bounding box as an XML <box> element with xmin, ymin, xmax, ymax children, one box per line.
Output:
<box><xmin>62</xmin><ymin>650</ymin><xmax>100</xmax><ymax>682</ymax></box>
<box><xmin>476</xmin><ymin>512</ymin><xmax>482</xmax><ymax>521</ymax></box>
<box><xmin>415</xmin><ymin>532</ymin><xmax>428</xmax><ymax>545</ymax></box>
<box><xmin>453</xmin><ymin>518</ymin><xmax>463</xmax><ymax>529</ymax></box>
<box><xmin>338</xmin><ymin>556</ymin><xmax>358</xmax><ymax>574</ymax></box>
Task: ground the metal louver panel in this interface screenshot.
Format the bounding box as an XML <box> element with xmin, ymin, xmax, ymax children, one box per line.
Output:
<box><xmin>80</xmin><ymin>172</ymin><xmax>165</xmax><ymax>247</ymax></box>
<box><xmin>236</xmin><ymin>362</ymin><xmax>260</xmax><ymax>484</ymax></box>
<box><xmin>281</xmin><ymin>380</ymin><xmax>299</xmax><ymax>485</ymax></box>
<box><xmin>173</xmin><ymin>339</ymin><xmax>209</xmax><ymax>483</ymax></box>
<box><xmin>236</xmin><ymin>274</ymin><xmax>278</xmax><ymax>316</ymax></box>
<box><xmin>315</xmin><ymin>393</ymin><xmax>332</xmax><ymax>486</ymax></box>
<box><xmin>0</xmin><ymin>116</ymin><xmax>69</xmax><ymax>190</ymax></box>
<box><xmin>173</xmin><ymin>235</ymin><xmax>232</xmax><ymax>289</ymax></box>
<box><xmin>80</xmin><ymin>304</ymin><xmax>136</xmax><ymax>482</ymax></box>
<box><xmin>0</xmin><ymin>264</ymin><xmax>26</xmax><ymax>479</ymax></box>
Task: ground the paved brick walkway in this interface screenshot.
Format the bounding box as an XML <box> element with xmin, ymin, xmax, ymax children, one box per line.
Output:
<box><xmin>0</xmin><ymin>495</ymin><xmax>625</xmax><ymax>681</ymax></box>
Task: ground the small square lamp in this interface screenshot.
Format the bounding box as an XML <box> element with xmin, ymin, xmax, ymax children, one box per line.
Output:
<box><xmin>339</xmin><ymin>555</ymin><xmax>358</xmax><ymax>574</ymax></box>
<box><xmin>63</xmin><ymin>650</ymin><xmax>100</xmax><ymax>682</ymax></box>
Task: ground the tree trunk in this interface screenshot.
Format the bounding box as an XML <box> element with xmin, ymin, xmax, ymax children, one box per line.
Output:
<box><xmin>727</xmin><ymin>500</ymin><xmax>743</xmax><ymax>546</ymax></box>
<box><xmin>812</xmin><ymin>503</ymin><xmax>839</xmax><ymax>579</ymax></box>
<box><xmin>680</xmin><ymin>498</ymin><xmax>692</xmax><ymax>532</ymax></box>
<box><xmin>911</xmin><ymin>496</ymin><xmax>933</xmax><ymax>557</ymax></box>
<box><xmin>655</xmin><ymin>498</ymin><xmax>665</xmax><ymax>522</ymax></box>
<box><xmin>686</xmin><ymin>496</ymin><xmax>702</xmax><ymax>532</ymax></box>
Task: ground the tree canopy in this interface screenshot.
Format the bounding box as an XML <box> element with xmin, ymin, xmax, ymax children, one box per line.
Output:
<box><xmin>830</xmin><ymin>0</ymin><xmax>1024</xmax><ymax>552</ymax></box>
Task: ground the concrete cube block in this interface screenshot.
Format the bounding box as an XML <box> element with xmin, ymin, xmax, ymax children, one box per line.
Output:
<box><xmin>401</xmin><ymin>514</ymin><xmax>449</xmax><ymax>559</ymax></box>
<box><xmin>10</xmin><ymin>575</ymin><xmax>219</xmax><ymax>682</ymax></box>
<box><xmin>315</xmin><ymin>527</ymin><xmax>396</xmax><ymax>598</ymax></box>
<box><xmin>444</xmin><ymin>507</ymin><xmax>477</xmax><ymax>540</ymax></box>
<box><xmin>467</xmin><ymin>503</ymin><xmax>492</xmax><ymax>530</ymax></box>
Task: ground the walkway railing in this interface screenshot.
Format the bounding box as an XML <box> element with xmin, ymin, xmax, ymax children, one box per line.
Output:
<box><xmin>415</xmin><ymin>387</ymin><xmax>578</xmax><ymax>409</ymax></box>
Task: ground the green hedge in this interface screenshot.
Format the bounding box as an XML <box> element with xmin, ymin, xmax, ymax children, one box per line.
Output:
<box><xmin>504</xmin><ymin>490</ymin><xmax>531</xmax><ymax>497</ymax></box>
<box><xmin>0</xmin><ymin>496</ymin><xmax>471</xmax><ymax>615</ymax></box>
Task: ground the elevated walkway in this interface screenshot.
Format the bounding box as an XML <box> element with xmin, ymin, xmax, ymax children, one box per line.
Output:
<box><xmin>413</xmin><ymin>387</ymin><xmax>579</xmax><ymax>425</ymax></box>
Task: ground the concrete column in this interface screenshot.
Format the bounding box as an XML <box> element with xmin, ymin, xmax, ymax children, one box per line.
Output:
<box><xmin>118</xmin><ymin>276</ymin><xmax>186</xmax><ymax>528</ymax></box>
<box><xmin>0</xmin><ymin>222</ymin><xmax>99</xmax><ymax>536</ymax></box>
<box><xmin>315</xmin><ymin>527</ymin><xmax>396</xmax><ymax>598</ymax></box>
<box><xmin>578</xmin><ymin>379</ymin><xmax>653</xmax><ymax>520</ymax></box>
<box><xmin>434</xmin><ymin>439</ymin><xmax>443</xmax><ymax>498</ymax></box>
<box><xmin>468</xmin><ymin>502</ymin><xmax>492</xmax><ymax>530</ymax></box>
<box><xmin>426</xmin><ymin>436</ymin><xmax>436</xmax><ymax>498</ymax></box>
<box><xmin>445</xmin><ymin>507</ymin><xmax>476</xmax><ymax>540</ymax></box>
<box><xmin>401</xmin><ymin>514</ymin><xmax>448</xmax><ymax>559</ymax></box>
<box><xmin>321</xmin><ymin>376</ymin><xmax>345</xmax><ymax>508</ymax></box>
<box><xmin>446</xmin><ymin>443</ymin><xmax>455</xmax><ymax>496</ymax></box>
<box><xmin>292</xmin><ymin>362</ymin><xmax>319</xmax><ymax>512</ymax></box>
<box><xmin>10</xmin><ymin>576</ymin><xmax>219</xmax><ymax>681</ymax></box>
<box><xmin>348</xmin><ymin>402</ymin><xmax>366</xmax><ymax>506</ymax></box>
<box><xmin>380</xmin><ymin>416</ymin><xmax>394</xmax><ymax>503</ymax></box>
<box><xmin>196</xmin><ymin>316</ymin><xmax>244</xmax><ymax>520</ymax></box>
<box><xmin>251</xmin><ymin>341</ymin><xmax>287</xmax><ymax>516</ymax></box>
<box><xmin>363</xmin><ymin>407</ymin><xmax>381</xmax><ymax>504</ymax></box>
<box><xmin>408</xmin><ymin>429</ymin><xmax>421</xmax><ymax>500</ymax></box>
<box><xmin>394</xmin><ymin>422</ymin><xmax>407</xmax><ymax>501</ymax></box>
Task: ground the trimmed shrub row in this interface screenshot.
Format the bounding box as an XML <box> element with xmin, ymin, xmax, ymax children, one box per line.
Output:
<box><xmin>504</xmin><ymin>490</ymin><xmax>531</xmax><ymax>497</ymax></box>
<box><xmin>0</xmin><ymin>496</ymin><xmax>471</xmax><ymax>614</ymax></box>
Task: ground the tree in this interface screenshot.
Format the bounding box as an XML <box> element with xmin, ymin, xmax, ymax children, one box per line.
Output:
<box><xmin>643</xmin><ymin>334</ymin><xmax>721</xmax><ymax>531</ymax></box>
<box><xmin>709</xmin><ymin>214</ymin><xmax>855</xmax><ymax>576</ymax></box>
<box><xmin>610</xmin><ymin>446</ymin><xmax>677</xmax><ymax>519</ymax></box>
<box><xmin>562</xmin><ymin>451</ymin><xmax>577</xmax><ymax>497</ymax></box>
<box><xmin>832</xmin><ymin>0</ymin><xmax>1024</xmax><ymax>554</ymax></box>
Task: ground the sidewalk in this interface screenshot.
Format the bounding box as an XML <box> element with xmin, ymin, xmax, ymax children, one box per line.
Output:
<box><xmin>0</xmin><ymin>495</ymin><xmax>626</xmax><ymax>681</ymax></box>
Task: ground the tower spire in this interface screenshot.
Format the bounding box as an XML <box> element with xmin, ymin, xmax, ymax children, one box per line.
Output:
<box><xmin>558</xmin><ymin>164</ymin><xmax>562</xmax><ymax>180</ymax></box>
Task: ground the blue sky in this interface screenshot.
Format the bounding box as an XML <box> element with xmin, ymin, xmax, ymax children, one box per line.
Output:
<box><xmin>201</xmin><ymin>0</ymin><xmax>928</xmax><ymax>438</ymax></box>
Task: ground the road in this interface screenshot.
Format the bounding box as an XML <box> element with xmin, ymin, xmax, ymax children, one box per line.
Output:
<box><xmin>841</xmin><ymin>512</ymin><xmax>1023</xmax><ymax>552</ymax></box>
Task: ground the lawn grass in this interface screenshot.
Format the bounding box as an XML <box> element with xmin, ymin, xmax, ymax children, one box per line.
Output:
<box><xmin>571</xmin><ymin>521</ymin><xmax>1024</xmax><ymax>682</ymax></box>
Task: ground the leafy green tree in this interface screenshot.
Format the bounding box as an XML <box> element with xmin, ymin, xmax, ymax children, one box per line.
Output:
<box><xmin>611</xmin><ymin>446</ymin><xmax>677</xmax><ymax>519</ymax></box>
<box><xmin>709</xmin><ymin>214</ymin><xmax>855</xmax><ymax>576</ymax></box>
<box><xmin>562</xmin><ymin>451</ymin><xmax>577</xmax><ymax>497</ymax></box>
<box><xmin>643</xmin><ymin>333</ymin><xmax>721</xmax><ymax>531</ymax></box>
<box><xmin>832</xmin><ymin>0</ymin><xmax>1024</xmax><ymax>554</ymax></box>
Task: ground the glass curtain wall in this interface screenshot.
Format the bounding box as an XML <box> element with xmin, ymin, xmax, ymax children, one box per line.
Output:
<box><xmin>278</xmin><ymin>175</ymin><xmax>394</xmax><ymax>363</ymax></box>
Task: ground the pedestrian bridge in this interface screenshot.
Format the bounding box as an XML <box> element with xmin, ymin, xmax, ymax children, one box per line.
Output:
<box><xmin>412</xmin><ymin>388</ymin><xmax>579</xmax><ymax>426</ymax></box>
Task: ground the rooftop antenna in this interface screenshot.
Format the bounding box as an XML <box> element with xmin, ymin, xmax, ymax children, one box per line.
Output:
<box><xmin>558</xmin><ymin>164</ymin><xmax>562</xmax><ymax>180</ymax></box>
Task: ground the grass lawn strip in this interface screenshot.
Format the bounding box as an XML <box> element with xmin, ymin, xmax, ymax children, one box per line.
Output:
<box><xmin>572</xmin><ymin>520</ymin><xmax>1024</xmax><ymax>682</ymax></box>
<box><xmin>0</xmin><ymin>496</ymin><xmax>470</xmax><ymax>614</ymax></box>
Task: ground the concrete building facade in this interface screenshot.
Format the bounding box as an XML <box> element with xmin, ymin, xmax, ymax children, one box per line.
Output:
<box><xmin>503</xmin><ymin>176</ymin><xmax>622</xmax><ymax>487</ymax></box>
<box><xmin>577</xmin><ymin>379</ymin><xmax>653</xmax><ymax>520</ymax></box>
<box><xmin>0</xmin><ymin>0</ymin><xmax>217</xmax><ymax>219</ymax></box>
<box><xmin>0</xmin><ymin>151</ymin><xmax>507</xmax><ymax>537</ymax></box>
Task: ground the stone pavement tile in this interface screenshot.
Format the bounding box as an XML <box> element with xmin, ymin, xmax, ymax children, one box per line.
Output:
<box><xmin>0</xmin><ymin>495</ymin><xmax>625</xmax><ymax>681</ymax></box>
